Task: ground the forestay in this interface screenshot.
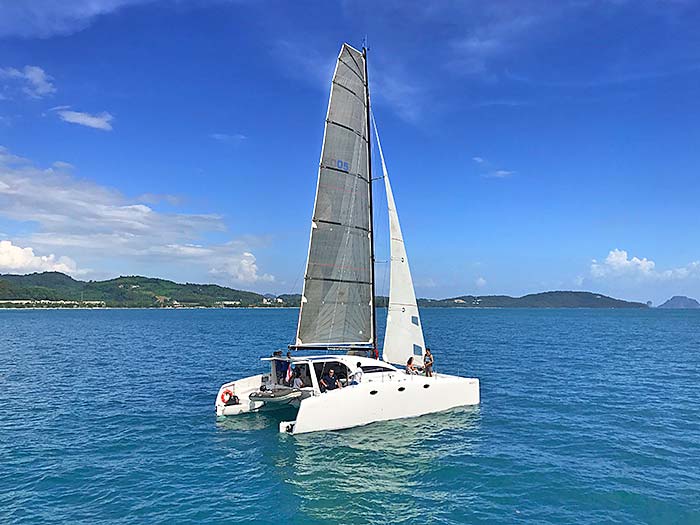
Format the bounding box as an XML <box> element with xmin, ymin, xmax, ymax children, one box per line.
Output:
<box><xmin>372</xmin><ymin>115</ymin><xmax>426</xmax><ymax>366</ymax></box>
<box><xmin>295</xmin><ymin>44</ymin><xmax>374</xmax><ymax>349</ymax></box>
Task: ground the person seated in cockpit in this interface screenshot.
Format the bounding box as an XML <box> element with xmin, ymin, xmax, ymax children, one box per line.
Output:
<box><xmin>292</xmin><ymin>369</ymin><xmax>304</xmax><ymax>389</ymax></box>
<box><xmin>406</xmin><ymin>357</ymin><xmax>420</xmax><ymax>375</ymax></box>
<box><xmin>320</xmin><ymin>368</ymin><xmax>342</xmax><ymax>392</ymax></box>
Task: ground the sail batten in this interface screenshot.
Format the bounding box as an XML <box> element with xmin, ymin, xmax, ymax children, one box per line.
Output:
<box><xmin>295</xmin><ymin>44</ymin><xmax>374</xmax><ymax>349</ymax></box>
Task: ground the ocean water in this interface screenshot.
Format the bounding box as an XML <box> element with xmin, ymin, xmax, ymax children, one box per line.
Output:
<box><xmin>1</xmin><ymin>308</ymin><xmax>698</xmax><ymax>524</ymax></box>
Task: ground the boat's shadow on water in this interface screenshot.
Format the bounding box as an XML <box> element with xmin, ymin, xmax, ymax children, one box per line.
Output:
<box><xmin>214</xmin><ymin>405</ymin><xmax>481</xmax><ymax>523</ymax></box>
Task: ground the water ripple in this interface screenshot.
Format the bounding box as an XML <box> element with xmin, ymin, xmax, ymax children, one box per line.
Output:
<box><xmin>1</xmin><ymin>308</ymin><xmax>698</xmax><ymax>524</ymax></box>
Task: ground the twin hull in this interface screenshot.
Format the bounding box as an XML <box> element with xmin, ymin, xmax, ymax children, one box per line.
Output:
<box><xmin>216</xmin><ymin>372</ymin><xmax>480</xmax><ymax>434</ymax></box>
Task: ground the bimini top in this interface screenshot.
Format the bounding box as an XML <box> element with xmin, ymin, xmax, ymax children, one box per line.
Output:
<box><xmin>263</xmin><ymin>354</ymin><xmax>399</xmax><ymax>372</ymax></box>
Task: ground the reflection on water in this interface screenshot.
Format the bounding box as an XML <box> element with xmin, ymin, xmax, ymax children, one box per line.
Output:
<box><xmin>281</xmin><ymin>407</ymin><xmax>481</xmax><ymax>524</ymax></box>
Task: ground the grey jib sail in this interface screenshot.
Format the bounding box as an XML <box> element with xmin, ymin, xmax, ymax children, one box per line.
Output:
<box><xmin>295</xmin><ymin>44</ymin><xmax>374</xmax><ymax>348</ymax></box>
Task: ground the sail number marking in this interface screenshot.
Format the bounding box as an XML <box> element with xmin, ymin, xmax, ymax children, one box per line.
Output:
<box><xmin>336</xmin><ymin>160</ymin><xmax>350</xmax><ymax>172</ymax></box>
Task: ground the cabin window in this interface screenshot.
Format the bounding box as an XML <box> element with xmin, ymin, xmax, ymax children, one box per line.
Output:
<box><xmin>362</xmin><ymin>365</ymin><xmax>394</xmax><ymax>373</ymax></box>
<box><xmin>313</xmin><ymin>361</ymin><xmax>350</xmax><ymax>385</ymax></box>
<box><xmin>411</xmin><ymin>316</ymin><xmax>419</xmax><ymax>326</ymax></box>
<box><xmin>413</xmin><ymin>344</ymin><xmax>422</xmax><ymax>356</ymax></box>
<box><xmin>292</xmin><ymin>363</ymin><xmax>312</xmax><ymax>388</ymax></box>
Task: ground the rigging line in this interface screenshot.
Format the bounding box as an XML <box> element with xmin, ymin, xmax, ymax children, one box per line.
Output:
<box><xmin>369</xmin><ymin>112</ymin><xmax>391</xmax><ymax>313</ymax></box>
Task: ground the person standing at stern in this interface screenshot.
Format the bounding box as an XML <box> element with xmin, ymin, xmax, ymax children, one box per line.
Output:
<box><xmin>424</xmin><ymin>348</ymin><xmax>434</xmax><ymax>377</ymax></box>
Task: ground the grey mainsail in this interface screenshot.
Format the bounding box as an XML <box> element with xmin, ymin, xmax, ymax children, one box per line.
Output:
<box><xmin>294</xmin><ymin>44</ymin><xmax>374</xmax><ymax>349</ymax></box>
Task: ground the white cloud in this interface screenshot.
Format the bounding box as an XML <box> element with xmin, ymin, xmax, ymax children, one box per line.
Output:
<box><xmin>210</xmin><ymin>251</ymin><xmax>274</xmax><ymax>284</ymax></box>
<box><xmin>0</xmin><ymin>65</ymin><xmax>56</xmax><ymax>99</ymax></box>
<box><xmin>0</xmin><ymin>146</ymin><xmax>274</xmax><ymax>285</ymax></box>
<box><xmin>0</xmin><ymin>239</ymin><xmax>80</xmax><ymax>275</ymax></box>
<box><xmin>210</xmin><ymin>133</ymin><xmax>247</xmax><ymax>143</ymax></box>
<box><xmin>0</xmin><ymin>1</ymin><xmax>150</xmax><ymax>38</ymax></box>
<box><xmin>590</xmin><ymin>249</ymin><xmax>700</xmax><ymax>281</ymax></box>
<box><xmin>371</xmin><ymin>64</ymin><xmax>425</xmax><ymax>123</ymax></box>
<box><xmin>472</xmin><ymin>156</ymin><xmax>516</xmax><ymax>179</ymax></box>
<box><xmin>51</xmin><ymin>160</ymin><xmax>74</xmax><ymax>171</ymax></box>
<box><xmin>475</xmin><ymin>276</ymin><xmax>487</xmax><ymax>288</ymax></box>
<box><xmin>136</xmin><ymin>193</ymin><xmax>181</xmax><ymax>206</ymax></box>
<box><xmin>273</xmin><ymin>39</ymin><xmax>425</xmax><ymax>123</ymax></box>
<box><xmin>55</xmin><ymin>109</ymin><xmax>113</xmax><ymax>130</ymax></box>
<box><xmin>449</xmin><ymin>12</ymin><xmax>540</xmax><ymax>77</ymax></box>
<box><xmin>486</xmin><ymin>169</ymin><xmax>515</xmax><ymax>178</ymax></box>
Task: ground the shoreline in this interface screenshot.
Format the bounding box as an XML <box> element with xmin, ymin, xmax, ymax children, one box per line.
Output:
<box><xmin>0</xmin><ymin>306</ymin><xmax>662</xmax><ymax>311</ymax></box>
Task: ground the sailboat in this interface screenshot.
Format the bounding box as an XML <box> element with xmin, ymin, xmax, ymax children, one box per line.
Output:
<box><xmin>215</xmin><ymin>43</ymin><xmax>480</xmax><ymax>434</ymax></box>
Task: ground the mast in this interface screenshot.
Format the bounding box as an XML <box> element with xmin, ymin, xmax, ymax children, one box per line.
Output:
<box><xmin>363</xmin><ymin>46</ymin><xmax>378</xmax><ymax>354</ymax></box>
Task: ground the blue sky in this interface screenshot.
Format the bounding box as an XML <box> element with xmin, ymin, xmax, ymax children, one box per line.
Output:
<box><xmin>1</xmin><ymin>0</ymin><xmax>699</xmax><ymax>304</ymax></box>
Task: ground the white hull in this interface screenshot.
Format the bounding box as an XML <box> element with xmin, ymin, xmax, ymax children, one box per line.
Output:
<box><xmin>216</xmin><ymin>374</ymin><xmax>267</xmax><ymax>416</ymax></box>
<box><xmin>282</xmin><ymin>373</ymin><xmax>479</xmax><ymax>434</ymax></box>
<box><xmin>216</xmin><ymin>357</ymin><xmax>479</xmax><ymax>434</ymax></box>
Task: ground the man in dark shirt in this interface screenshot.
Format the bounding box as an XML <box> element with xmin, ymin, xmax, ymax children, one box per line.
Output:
<box><xmin>320</xmin><ymin>368</ymin><xmax>342</xmax><ymax>392</ymax></box>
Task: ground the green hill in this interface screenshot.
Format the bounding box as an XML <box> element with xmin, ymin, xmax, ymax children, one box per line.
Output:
<box><xmin>0</xmin><ymin>273</ymin><xmax>648</xmax><ymax>309</ymax></box>
<box><xmin>0</xmin><ymin>272</ymin><xmax>268</xmax><ymax>307</ymax></box>
<box><xmin>658</xmin><ymin>296</ymin><xmax>700</xmax><ymax>309</ymax></box>
<box><xmin>418</xmin><ymin>291</ymin><xmax>647</xmax><ymax>308</ymax></box>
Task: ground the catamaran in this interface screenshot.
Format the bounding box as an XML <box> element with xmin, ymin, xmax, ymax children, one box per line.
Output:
<box><xmin>215</xmin><ymin>43</ymin><xmax>480</xmax><ymax>434</ymax></box>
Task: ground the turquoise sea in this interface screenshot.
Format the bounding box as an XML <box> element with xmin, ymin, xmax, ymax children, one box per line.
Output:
<box><xmin>1</xmin><ymin>308</ymin><xmax>698</xmax><ymax>524</ymax></box>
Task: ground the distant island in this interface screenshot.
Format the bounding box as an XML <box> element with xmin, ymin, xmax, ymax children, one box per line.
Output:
<box><xmin>0</xmin><ymin>272</ymin><xmax>650</xmax><ymax>309</ymax></box>
<box><xmin>657</xmin><ymin>296</ymin><xmax>700</xmax><ymax>309</ymax></box>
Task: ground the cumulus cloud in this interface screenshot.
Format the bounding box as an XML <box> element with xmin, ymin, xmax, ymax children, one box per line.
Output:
<box><xmin>590</xmin><ymin>249</ymin><xmax>700</xmax><ymax>281</ymax></box>
<box><xmin>0</xmin><ymin>239</ymin><xmax>80</xmax><ymax>275</ymax></box>
<box><xmin>0</xmin><ymin>145</ymin><xmax>274</xmax><ymax>285</ymax></box>
<box><xmin>210</xmin><ymin>251</ymin><xmax>274</xmax><ymax>284</ymax></box>
<box><xmin>0</xmin><ymin>65</ymin><xmax>56</xmax><ymax>99</ymax></box>
<box><xmin>54</xmin><ymin>108</ymin><xmax>114</xmax><ymax>130</ymax></box>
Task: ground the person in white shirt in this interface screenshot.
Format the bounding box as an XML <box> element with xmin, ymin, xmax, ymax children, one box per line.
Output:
<box><xmin>350</xmin><ymin>362</ymin><xmax>363</xmax><ymax>385</ymax></box>
<box><xmin>292</xmin><ymin>370</ymin><xmax>304</xmax><ymax>389</ymax></box>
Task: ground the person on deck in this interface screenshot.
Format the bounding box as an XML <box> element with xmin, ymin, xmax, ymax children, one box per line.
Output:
<box><xmin>320</xmin><ymin>368</ymin><xmax>342</xmax><ymax>392</ymax></box>
<box><xmin>275</xmin><ymin>360</ymin><xmax>287</xmax><ymax>384</ymax></box>
<box><xmin>292</xmin><ymin>370</ymin><xmax>304</xmax><ymax>389</ymax></box>
<box><xmin>406</xmin><ymin>357</ymin><xmax>419</xmax><ymax>375</ymax></box>
<box><xmin>350</xmin><ymin>362</ymin><xmax>363</xmax><ymax>385</ymax></box>
<box><xmin>424</xmin><ymin>348</ymin><xmax>434</xmax><ymax>377</ymax></box>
